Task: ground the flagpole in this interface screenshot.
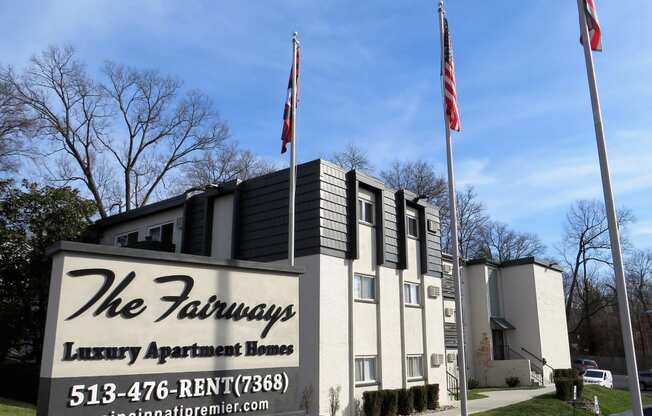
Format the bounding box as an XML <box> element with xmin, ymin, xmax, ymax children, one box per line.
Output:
<box><xmin>288</xmin><ymin>32</ymin><xmax>299</xmax><ymax>266</ymax></box>
<box><xmin>575</xmin><ymin>2</ymin><xmax>643</xmax><ymax>415</ymax></box>
<box><xmin>438</xmin><ymin>2</ymin><xmax>468</xmax><ymax>414</ymax></box>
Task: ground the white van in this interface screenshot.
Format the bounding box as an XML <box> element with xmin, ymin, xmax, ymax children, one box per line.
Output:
<box><xmin>583</xmin><ymin>369</ymin><xmax>613</xmax><ymax>389</ymax></box>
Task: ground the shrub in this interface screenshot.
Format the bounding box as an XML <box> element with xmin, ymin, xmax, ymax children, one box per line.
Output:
<box><xmin>397</xmin><ymin>389</ymin><xmax>413</xmax><ymax>415</ymax></box>
<box><xmin>553</xmin><ymin>368</ymin><xmax>583</xmax><ymax>401</ymax></box>
<box><xmin>426</xmin><ymin>384</ymin><xmax>439</xmax><ymax>410</ymax></box>
<box><xmin>554</xmin><ymin>378</ymin><xmax>574</xmax><ymax>401</ymax></box>
<box><xmin>363</xmin><ymin>391</ymin><xmax>381</xmax><ymax>416</ymax></box>
<box><xmin>410</xmin><ymin>386</ymin><xmax>427</xmax><ymax>412</ymax></box>
<box><xmin>467</xmin><ymin>378</ymin><xmax>480</xmax><ymax>390</ymax></box>
<box><xmin>575</xmin><ymin>377</ymin><xmax>584</xmax><ymax>398</ymax></box>
<box><xmin>329</xmin><ymin>386</ymin><xmax>341</xmax><ymax>416</ymax></box>
<box><xmin>505</xmin><ymin>376</ymin><xmax>520</xmax><ymax>388</ymax></box>
<box><xmin>554</xmin><ymin>368</ymin><xmax>579</xmax><ymax>381</ymax></box>
<box><xmin>381</xmin><ymin>390</ymin><xmax>398</xmax><ymax>416</ymax></box>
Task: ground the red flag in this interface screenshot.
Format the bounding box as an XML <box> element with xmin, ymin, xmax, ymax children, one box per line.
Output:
<box><xmin>582</xmin><ymin>0</ymin><xmax>602</xmax><ymax>52</ymax></box>
<box><xmin>281</xmin><ymin>46</ymin><xmax>300</xmax><ymax>154</ymax></box>
<box><xmin>442</xmin><ymin>16</ymin><xmax>461</xmax><ymax>132</ymax></box>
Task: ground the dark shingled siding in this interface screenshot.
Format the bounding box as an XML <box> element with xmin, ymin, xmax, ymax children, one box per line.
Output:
<box><xmin>179</xmin><ymin>159</ymin><xmax>442</xmax><ymax>271</ymax></box>
<box><xmin>181</xmin><ymin>195</ymin><xmax>211</xmax><ymax>256</ymax></box>
<box><xmin>383</xmin><ymin>190</ymin><xmax>400</xmax><ymax>267</ymax></box>
<box><xmin>444</xmin><ymin>322</ymin><xmax>458</xmax><ymax>348</ymax></box>
<box><xmin>319</xmin><ymin>162</ymin><xmax>354</xmax><ymax>258</ymax></box>
<box><xmin>424</xmin><ymin>207</ymin><xmax>443</xmax><ymax>277</ymax></box>
<box><xmin>234</xmin><ymin>160</ymin><xmax>321</xmax><ymax>262</ymax></box>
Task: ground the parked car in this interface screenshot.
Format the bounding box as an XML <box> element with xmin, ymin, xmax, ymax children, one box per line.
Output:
<box><xmin>573</xmin><ymin>358</ymin><xmax>598</xmax><ymax>374</ymax></box>
<box><xmin>583</xmin><ymin>369</ymin><xmax>613</xmax><ymax>389</ymax></box>
<box><xmin>640</xmin><ymin>371</ymin><xmax>652</xmax><ymax>391</ymax></box>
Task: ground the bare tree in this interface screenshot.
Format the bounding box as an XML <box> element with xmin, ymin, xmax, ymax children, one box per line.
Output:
<box><xmin>380</xmin><ymin>160</ymin><xmax>446</xmax><ymax>202</ymax></box>
<box><xmin>626</xmin><ymin>249</ymin><xmax>652</xmax><ymax>355</ymax></box>
<box><xmin>380</xmin><ymin>160</ymin><xmax>488</xmax><ymax>258</ymax></box>
<box><xmin>0</xmin><ymin>46</ymin><xmax>230</xmax><ymax>217</ymax></box>
<box><xmin>558</xmin><ymin>199</ymin><xmax>634</xmax><ymax>353</ymax></box>
<box><xmin>0</xmin><ymin>80</ymin><xmax>32</xmax><ymax>171</ymax></box>
<box><xmin>329</xmin><ymin>143</ymin><xmax>373</xmax><ymax>172</ymax></box>
<box><xmin>1</xmin><ymin>46</ymin><xmax>111</xmax><ymax>216</ymax></box>
<box><xmin>559</xmin><ymin>199</ymin><xmax>634</xmax><ymax>317</ymax></box>
<box><xmin>437</xmin><ymin>186</ymin><xmax>490</xmax><ymax>259</ymax></box>
<box><xmin>99</xmin><ymin>61</ymin><xmax>229</xmax><ymax>210</ymax></box>
<box><xmin>181</xmin><ymin>143</ymin><xmax>277</xmax><ymax>189</ymax></box>
<box><xmin>477</xmin><ymin>221</ymin><xmax>546</xmax><ymax>262</ymax></box>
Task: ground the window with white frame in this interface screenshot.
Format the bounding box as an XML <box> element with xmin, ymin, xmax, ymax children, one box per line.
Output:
<box><xmin>358</xmin><ymin>199</ymin><xmax>374</xmax><ymax>225</ymax></box>
<box><xmin>354</xmin><ymin>274</ymin><xmax>376</xmax><ymax>301</ymax></box>
<box><xmin>148</xmin><ymin>222</ymin><xmax>174</xmax><ymax>246</ymax></box>
<box><xmin>115</xmin><ymin>231</ymin><xmax>138</xmax><ymax>247</ymax></box>
<box><xmin>406</xmin><ymin>214</ymin><xmax>418</xmax><ymax>238</ymax></box>
<box><xmin>406</xmin><ymin>355</ymin><xmax>424</xmax><ymax>379</ymax></box>
<box><xmin>403</xmin><ymin>282</ymin><xmax>421</xmax><ymax>306</ymax></box>
<box><xmin>355</xmin><ymin>356</ymin><xmax>377</xmax><ymax>384</ymax></box>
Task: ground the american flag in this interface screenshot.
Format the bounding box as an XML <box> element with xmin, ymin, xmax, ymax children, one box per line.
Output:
<box><xmin>442</xmin><ymin>16</ymin><xmax>461</xmax><ymax>132</ymax></box>
<box><xmin>281</xmin><ymin>46</ymin><xmax>300</xmax><ymax>154</ymax></box>
<box><xmin>583</xmin><ymin>0</ymin><xmax>602</xmax><ymax>52</ymax></box>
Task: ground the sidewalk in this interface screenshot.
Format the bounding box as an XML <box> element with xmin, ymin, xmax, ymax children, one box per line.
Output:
<box><xmin>433</xmin><ymin>386</ymin><xmax>555</xmax><ymax>415</ymax></box>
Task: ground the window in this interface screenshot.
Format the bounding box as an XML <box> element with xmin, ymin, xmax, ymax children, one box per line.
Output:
<box><xmin>403</xmin><ymin>282</ymin><xmax>421</xmax><ymax>306</ymax></box>
<box><xmin>115</xmin><ymin>231</ymin><xmax>138</xmax><ymax>247</ymax></box>
<box><xmin>148</xmin><ymin>222</ymin><xmax>174</xmax><ymax>246</ymax></box>
<box><xmin>355</xmin><ymin>356</ymin><xmax>377</xmax><ymax>384</ymax></box>
<box><xmin>406</xmin><ymin>355</ymin><xmax>424</xmax><ymax>379</ymax></box>
<box><xmin>354</xmin><ymin>274</ymin><xmax>376</xmax><ymax>301</ymax></box>
<box><xmin>488</xmin><ymin>268</ymin><xmax>501</xmax><ymax>317</ymax></box>
<box><xmin>406</xmin><ymin>215</ymin><xmax>418</xmax><ymax>238</ymax></box>
<box><xmin>358</xmin><ymin>199</ymin><xmax>374</xmax><ymax>225</ymax></box>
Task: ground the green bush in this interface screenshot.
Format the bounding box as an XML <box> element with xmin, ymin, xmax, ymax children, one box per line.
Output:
<box><xmin>381</xmin><ymin>390</ymin><xmax>398</xmax><ymax>416</ymax></box>
<box><xmin>575</xmin><ymin>377</ymin><xmax>584</xmax><ymax>398</ymax></box>
<box><xmin>553</xmin><ymin>368</ymin><xmax>579</xmax><ymax>381</ymax></box>
<box><xmin>467</xmin><ymin>378</ymin><xmax>480</xmax><ymax>389</ymax></box>
<box><xmin>397</xmin><ymin>389</ymin><xmax>413</xmax><ymax>415</ymax></box>
<box><xmin>410</xmin><ymin>386</ymin><xmax>427</xmax><ymax>412</ymax></box>
<box><xmin>426</xmin><ymin>384</ymin><xmax>439</xmax><ymax>410</ymax></box>
<box><xmin>363</xmin><ymin>391</ymin><xmax>381</xmax><ymax>416</ymax></box>
<box><xmin>505</xmin><ymin>376</ymin><xmax>520</xmax><ymax>388</ymax></box>
<box><xmin>553</xmin><ymin>368</ymin><xmax>583</xmax><ymax>402</ymax></box>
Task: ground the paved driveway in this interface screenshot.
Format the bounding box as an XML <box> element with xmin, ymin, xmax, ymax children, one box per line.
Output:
<box><xmin>433</xmin><ymin>385</ymin><xmax>555</xmax><ymax>415</ymax></box>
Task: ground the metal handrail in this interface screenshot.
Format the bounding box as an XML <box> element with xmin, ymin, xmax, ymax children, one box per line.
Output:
<box><xmin>506</xmin><ymin>345</ymin><xmax>527</xmax><ymax>361</ymax></box>
<box><xmin>521</xmin><ymin>347</ymin><xmax>555</xmax><ymax>371</ymax></box>
<box><xmin>447</xmin><ymin>371</ymin><xmax>459</xmax><ymax>400</ymax></box>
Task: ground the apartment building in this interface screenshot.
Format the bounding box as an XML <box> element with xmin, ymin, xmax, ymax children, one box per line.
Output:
<box><xmin>90</xmin><ymin>159</ymin><xmax>571</xmax><ymax>415</ymax></box>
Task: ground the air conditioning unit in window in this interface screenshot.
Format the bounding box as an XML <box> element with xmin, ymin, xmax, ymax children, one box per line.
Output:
<box><xmin>447</xmin><ymin>353</ymin><xmax>457</xmax><ymax>364</ymax></box>
<box><xmin>443</xmin><ymin>264</ymin><xmax>453</xmax><ymax>275</ymax></box>
<box><xmin>427</xmin><ymin>285</ymin><xmax>440</xmax><ymax>299</ymax></box>
<box><xmin>444</xmin><ymin>307</ymin><xmax>455</xmax><ymax>317</ymax></box>
<box><xmin>427</xmin><ymin>219</ymin><xmax>439</xmax><ymax>234</ymax></box>
<box><xmin>431</xmin><ymin>353</ymin><xmax>444</xmax><ymax>367</ymax></box>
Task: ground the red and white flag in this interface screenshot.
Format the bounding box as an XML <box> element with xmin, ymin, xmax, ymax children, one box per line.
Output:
<box><xmin>281</xmin><ymin>45</ymin><xmax>300</xmax><ymax>154</ymax></box>
<box><xmin>442</xmin><ymin>16</ymin><xmax>461</xmax><ymax>132</ymax></box>
<box><xmin>582</xmin><ymin>0</ymin><xmax>602</xmax><ymax>52</ymax></box>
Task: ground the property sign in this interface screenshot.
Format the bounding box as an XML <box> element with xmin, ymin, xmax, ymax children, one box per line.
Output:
<box><xmin>38</xmin><ymin>242</ymin><xmax>302</xmax><ymax>416</ymax></box>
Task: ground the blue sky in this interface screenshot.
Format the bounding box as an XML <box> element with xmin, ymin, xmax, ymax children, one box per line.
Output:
<box><xmin>1</xmin><ymin>0</ymin><xmax>651</xmax><ymax>253</ymax></box>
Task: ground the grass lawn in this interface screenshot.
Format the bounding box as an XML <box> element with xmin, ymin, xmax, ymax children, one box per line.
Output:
<box><xmin>0</xmin><ymin>398</ymin><xmax>35</xmax><ymax>416</ymax></box>
<box><xmin>474</xmin><ymin>386</ymin><xmax>652</xmax><ymax>416</ymax></box>
<box><xmin>473</xmin><ymin>393</ymin><xmax>593</xmax><ymax>416</ymax></box>
<box><xmin>582</xmin><ymin>385</ymin><xmax>652</xmax><ymax>415</ymax></box>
